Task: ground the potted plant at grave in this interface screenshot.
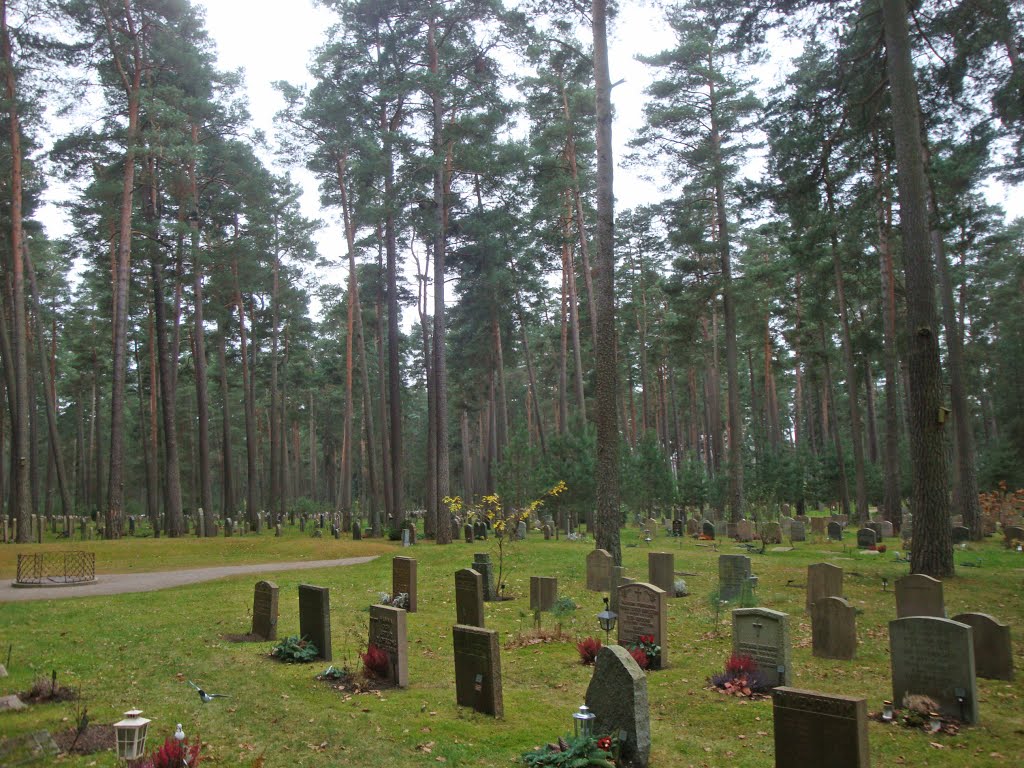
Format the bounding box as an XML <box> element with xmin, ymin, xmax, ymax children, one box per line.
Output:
<box><xmin>708</xmin><ymin>653</ymin><xmax>771</xmax><ymax>698</ymax></box>
<box><xmin>270</xmin><ymin>635</ymin><xmax>319</xmax><ymax>663</ymax></box>
<box><xmin>625</xmin><ymin>635</ymin><xmax>660</xmax><ymax>670</ymax></box>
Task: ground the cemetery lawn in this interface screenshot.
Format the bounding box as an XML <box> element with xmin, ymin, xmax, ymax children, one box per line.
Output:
<box><xmin>2</xmin><ymin>524</ymin><xmax>1022</xmax><ymax>767</ymax></box>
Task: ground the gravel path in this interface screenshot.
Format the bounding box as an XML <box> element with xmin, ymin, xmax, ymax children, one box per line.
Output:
<box><xmin>0</xmin><ymin>556</ymin><xmax>379</xmax><ymax>603</ymax></box>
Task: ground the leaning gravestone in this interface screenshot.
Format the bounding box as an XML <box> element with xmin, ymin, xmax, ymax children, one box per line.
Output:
<box><xmin>806</xmin><ymin>563</ymin><xmax>844</xmax><ymax>612</ymax></box>
<box><xmin>586</xmin><ymin>549</ymin><xmax>613</xmax><ymax>592</ymax></box>
<box><xmin>585</xmin><ymin>645</ymin><xmax>651</xmax><ymax>768</ymax></box>
<box><xmin>452</xmin><ymin>624</ymin><xmax>503</xmax><ymax>717</ymax></box>
<box><xmin>369</xmin><ymin>604</ymin><xmax>408</xmax><ymax>688</ymax></box>
<box><xmin>895</xmin><ymin>574</ymin><xmax>945</xmax><ymax>618</ymax></box>
<box><xmin>251</xmin><ymin>580</ymin><xmax>279</xmax><ymax>641</ymax></box>
<box><xmin>789</xmin><ymin>521</ymin><xmax>806</xmax><ymax>543</ymax></box>
<box><xmin>617</xmin><ymin>582</ymin><xmax>668</xmax><ymax>669</ymax></box>
<box><xmin>811</xmin><ymin>597</ymin><xmax>857</xmax><ymax>660</ymax></box>
<box><xmin>473</xmin><ymin>553</ymin><xmax>496</xmax><ymax>601</ymax></box>
<box><xmin>647</xmin><ymin>552</ymin><xmax>674</xmax><ymax>595</ymax></box>
<box><xmin>732</xmin><ymin>608</ymin><xmax>791</xmax><ymax>687</ymax></box>
<box><xmin>827</xmin><ymin>521</ymin><xmax>843</xmax><ymax>541</ymax></box>
<box><xmin>772</xmin><ymin>687</ymin><xmax>868</xmax><ymax>768</ymax></box>
<box><xmin>455</xmin><ymin>568</ymin><xmax>485</xmax><ymax>628</ymax></box>
<box><xmin>889</xmin><ymin>616</ymin><xmax>978</xmax><ymax>723</ymax></box>
<box><xmin>718</xmin><ymin>554</ymin><xmax>757</xmax><ymax>602</ymax></box>
<box><xmin>856</xmin><ymin>528</ymin><xmax>877</xmax><ymax>549</ymax></box>
<box><xmin>951</xmin><ymin>613</ymin><xmax>1014</xmax><ymax>681</ymax></box>
<box><xmin>298</xmin><ymin>584</ymin><xmax>332</xmax><ymax>661</ymax></box>
<box><xmin>392</xmin><ymin>556</ymin><xmax>417</xmax><ymax>613</ymax></box>
<box><xmin>529</xmin><ymin>576</ymin><xmax>558</xmax><ymax>612</ymax></box>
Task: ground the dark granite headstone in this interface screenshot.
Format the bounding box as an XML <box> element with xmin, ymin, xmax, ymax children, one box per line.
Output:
<box><xmin>827</xmin><ymin>521</ymin><xmax>843</xmax><ymax>541</ymax></box>
<box><xmin>856</xmin><ymin>528</ymin><xmax>876</xmax><ymax>549</ymax></box>
<box><xmin>473</xmin><ymin>553</ymin><xmax>496</xmax><ymax>601</ymax></box>
<box><xmin>464</xmin><ymin>523</ymin><xmax>474</xmax><ymax>543</ymax></box>
<box><xmin>701</xmin><ymin>520</ymin><xmax>715</xmax><ymax>539</ymax></box>
<box><xmin>251</xmin><ymin>580</ymin><xmax>279</xmax><ymax>641</ymax></box>
<box><xmin>529</xmin><ymin>576</ymin><xmax>557</xmax><ymax>612</ymax></box>
<box><xmin>951</xmin><ymin>612</ymin><xmax>1014</xmax><ymax>681</ymax></box>
<box><xmin>732</xmin><ymin>608</ymin><xmax>791</xmax><ymax>687</ymax></box>
<box><xmin>889</xmin><ymin>616</ymin><xmax>978</xmax><ymax>723</ymax></box>
<box><xmin>811</xmin><ymin>596</ymin><xmax>857</xmax><ymax>660</ymax></box>
<box><xmin>585</xmin><ymin>645</ymin><xmax>650</xmax><ymax>768</ymax></box>
<box><xmin>455</xmin><ymin>568</ymin><xmax>485</xmax><ymax>628</ymax></box>
<box><xmin>951</xmin><ymin>525</ymin><xmax>970</xmax><ymax>544</ymax></box>
<box><xmin>369</xmin><ymin>604</ymin><xmax>408</xmax><ymax>688</ymax></box>
<box><xmin>298</xmin><ymin>584</ymin><xmax>332</xmax><ymax>661</ymax></box>
<box><xmin>453</xmin><ymin>624</ymin><xmax>503</xmax><ymax>717</ymax></box>
<box><xmin>895</xmin><ymin>574</ymin><xmax>945</xmax><ymax>618</ymax></box>
<box><xmin>352</xmin><ymin>521</ymin><xmax>362</xmax><ymax>540</ymax></box>
<box><xmin>392</xmin><ymin>556</ymin><xmax>417</xmax><ymax>613</ymax></box>
<box><xmin>617</xmin><ymin>582</ymin><xmax>668</xmax><ymax>669</ymax></box>
<box><xmin>866</xmin><ymin>521</ymin><xmax>884</xmax><ymax>541</ymax></box>
<box><xmin>772</xmin><ymin>687</ymin><xmax>868</xmax><ymax>768</ymax></box>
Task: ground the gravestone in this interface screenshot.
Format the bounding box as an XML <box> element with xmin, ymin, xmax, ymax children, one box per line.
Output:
<box><xmin>762</xmin><ymin>522</ymin><xmax>782</xmax><ymax>545</ymax></box>
<box><xmin>1003</xmin><ymin>525</ymin><xmax>1024</xmax><ymax>543</ymax></box>
<box><xmin>701</xmin><ymin>520</ymin><xmax>715</xmax><ymax>539</ymax></box>
<box><xmin>951</xmin><ymin>613</ymin><xmax>1014</xmax><ymax>681</ymax></box>
<box><xmin>543</xmin><ymin>524</ymin><xmax>551</xmax><ymax>540</ymax></box>
<box><xmin>718</xmin><ymin>554</ymin><xmax>757</xmax><ymax>602</ymax></box>
<box><xmin>473</xmin><ymin>553</ymin><xmax>496</xmax><ymax>600</ymax></box>
<box><xmin>251</xmin><ymin>580</ymin><xmax>279</xmax><ymax>641</ymax></box>
<box><xmin>827</xmin><ymin>521</ymin><xmax>843</xmax><ymax>541</ymax></box>
<box><xmin>392</xmin><ymin>556</ymin><xmax>417</xmax><ymax>613</ymax></box>
<box><xmin>733</xmin><ymin>608</ymin><xmax>791</xmax><ymax>687</ymax></box>
<box><xmin>585</xmin><ymin>645</ymin><xmax>650</xmax><ymax>768</ymax></box>
<box><xmin>298</xmin><ymin>584</ymin><xmax>332</xmax><ymax>661</ymax></box>
<box><xmin>856</xmin><ymin>528</ymin><xmax>877</xmax><ymax>549</ymax></box>
<box><xmin>811</xmin><ymin>597</ymin><xmax>857</xmax><ymax>660</ymax></box>
<box><xmin>951</xmin><ymin>525</ymin><xmax>970</xmax><ymax>544</ymax></box>
<box><xmin>672</xmin><ymin>519</ymin><xmax>683</xmax><ymax>537</ymax></box>
<box><xmin>529</xmin><ymin>576</ymin><xmax>558</xmax><ymax>612</ymax></box>
<box><xmin>586</xmin><ymin>549</ymin><xmax>613</xmax><ymax>591</ymax></box>
<box><xmin>895</xmin><ymin>574</ymin><xmax>945</xmax><ymax>618</ymax></box>
<box><xmin>810</xmin><ymin>517</ymin><xmax>826</xmax><ymax>536</ymax></box>
<box><xmin>866</xmin><ymin>521</ymin><xmax>884</xmax><ymax>541</ymax></box>
<box><xmin>464</xmin><ymin>524</ymin><xmax>474</xmax><ymax>543</ymax></box>
<box><xmin>727</xmin><ymin>522</ymin><xmax>738</xmax><ymax>539</ymax></box>
<box><xmin>736</xmin><ymin>519</ymin><xmax>753</xmax><ymax>542</ymax></box>
<box><xmin>516</xmin><ymin>520</ymin><xmax>527</xmax><ymax>540</ymax></box>
<box><xmin>352</xmin><ymin>521</ymin><xmax>362</xmax><ymax>540</ymax></box>
<box><xmin>369</xmin><ymin>604</ymin><xmax>408</xmax><ymax>688</ymax></box>
<box><xmin>879</xmin><ymin>520</ymin><xmax>894</xmax><ymax>538</ymax></box>
<box><xmin>686</xmin><ymin>518</ymin><xmax>700</xmax><ymax>536</ymax></box>
<box><xmin>647</xmin><ymin>552</ymin><xmax>674</xmax><ymax>595</ymax></box>
<box><xmin>772</xmin><ymin>687</ymin><xmax>868</xmax><ymax>768</ymax></box>
<box><xmin>715</xmin><ymin>520</ymin><xmax>729</xmax><ymax>538</ymax></box>
<box><xmin>452</xmin><ymin>624</ymin><xmax>503</xmax><ymax>717</ymax></box>
<box><xmin>617</xmin><ymin>582</ymin><xmax>668</xmax><ymax>669</ymax></box>
<box><xmin>806</xmin><ymin>563</ymin><xmax>844</xmax><ymax>611</ymax></box>
<box><xmin>455</xmin><ymin>568</ymin><xmax>485</xmax><ymax>628</ymax></box>
<box><xmin>275</xmin><ymin>524</ymin><xmax>281</xmax><ymax>537</ymax></box>
<box><xmin>789</xmin><ymin>521</ymin><xmax>806</xmax><ymax>543</ymax></box>
<box><xmin>780</xmin><ymin>516</ymin><xmax>793</xmax><ymax>537</ymax></box>
<box><xmin>474</xmin><ymin>520</ymin><xmax>488</xmax><ymax>540</ymax></box>
<box><xmin>889</xmin><ymin>616</ymin><xmax>978</xmax><ymax>723</ymax></box>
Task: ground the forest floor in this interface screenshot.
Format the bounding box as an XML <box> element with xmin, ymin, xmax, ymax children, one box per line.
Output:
<box><xmin>1</xmin><ymin>520</ymin><xmax>1022</xmax><ymax>768</ymax></box>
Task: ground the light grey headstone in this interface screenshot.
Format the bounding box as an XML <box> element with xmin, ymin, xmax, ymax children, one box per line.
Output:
<box><xmin>789</xmin><ymin>521</ymin><xmax>806</xmax><ymax>543</ymax></box>
<box><xmin>732</xmin><ymin>607</ymin><xmax>791</xmax><ymax>687</ymax></box>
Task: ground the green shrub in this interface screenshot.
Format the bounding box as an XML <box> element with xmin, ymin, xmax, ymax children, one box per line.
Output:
<box><xmin>271</xmin><ymin>636</ymin><xmax>319</xmax><ymax>663</ymax></box>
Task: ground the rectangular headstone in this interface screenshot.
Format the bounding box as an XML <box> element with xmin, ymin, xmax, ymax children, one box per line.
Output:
<box><xmin>811</xmin><ymin>597</ymin><xmax>857</xmax><ymax>660</ymax></box>
<box><xmin>895</xmin><ymin>574</ymin><xmax>945</xmax><ymax>618</ymax></box>
<box><xmin>529</xmin><ymin>576</ymin><xmax>557</xmax><ymax>612</ymax></box>
<box><xmin>810</xmin><ymin>517</ymin><xmax>826</xmax><ymax>536</ymax></box>
<box><xmin>617</xmin><ymin>582</ymin><xmax>668</xmax><ymax>669</ymax></box>
<box><xmin>455</xmin><ymin>568</ymin><xmax>485</xmax><ymax>628</ymax></box>
<box><xmin>473</xmin><ymin>553</ymin><xmax>496</xmax><ymax>601</ymax></box>
<box><xmin>806</xmin><ymin>563</ymin><xmax>843</xmax><ymax>612</ymax></box>
<box><xmin>369</xmin><ymin>604</ymin><xmax>408</xmax><ymax>688</ymax></box>
<box><xmin>772</xmin><ymin>687</ymin><xmax>868</xmax><ymax>768</ymax></box>
<box><xmin>298</xmin><ymin>584</ymin><xmax>332</xmax><ymax>661</ymax></box>
<box><xmin>732</xmin><ymin>608</ymin><xmax>791</xmax><ymax>687</ymax></box>
<box><xmin>586</xmin><ymin>549</ymin><xmax>613</xmax><ymax>592</ymax></box>
<box><xmin>718</xmin><ymin>554</ymin><xmax>756</xmax><ymax>602</ymax></box>
<box><xmin>392</xmin><ymin>556</ymin><xmax>417</xmax><ymax>613</ymax></box>
<box><xmin>647</xmin><ymin>552</ymin><xmax>674</xmax><ymax>595</ymax></box>
<box><xmin>453</xmin><ymin>624</ymin><xmax>503</xmax><ymax>717</ymax></box>
<box><xmin>464</xmin><ymin>523</ymin><xmax>474</xmax><ymax>543</ymax></box>
<box><xmin>251</xmin><ymin>580</ymin><xmax>279</xmax><ymax>641</ymax></box>
<box><xmin>789</xmin><ymin>521</ymin><xmax>806</xmax><ymax>543</ymax></box>
<box><xmin>952</xmin><ymin>613</ymin><xmax>1014</xmax><ymax>681</ymax></box>
<box><xmin>889</xmin><ymin>616</ymin><xmax>978</xmax><ymax>723</ymax></box>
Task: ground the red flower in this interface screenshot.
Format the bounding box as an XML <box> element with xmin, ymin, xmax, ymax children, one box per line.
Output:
<box><xmin>597</xmin><ymin>737</ymin><xmax>612</xmax><ymax>751</ymax></box>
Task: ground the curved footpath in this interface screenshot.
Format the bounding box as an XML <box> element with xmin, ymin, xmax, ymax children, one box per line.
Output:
<box><xmin>0</xmin><ymin>556</ymin><xmax>379</xmax><ymax>603</ymax></box>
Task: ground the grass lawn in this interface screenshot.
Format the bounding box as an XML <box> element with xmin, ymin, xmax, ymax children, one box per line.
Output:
<box><xmin>1</xmin><ymin>521</ymin><xmax>1022</xmax><ymax>767</ymax></box>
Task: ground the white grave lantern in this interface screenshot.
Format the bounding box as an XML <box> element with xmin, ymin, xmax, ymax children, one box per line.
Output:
<box><xmin>114</xmin><ymin>708</ymin><xmax>151</xmax><ymax>762</ymax></box>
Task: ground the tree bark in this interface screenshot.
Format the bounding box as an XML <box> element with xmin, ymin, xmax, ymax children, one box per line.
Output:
<box><xmin>232</xmin><ymin>261</ymin><xmax>259</xmax><ymax>530</ymax></box>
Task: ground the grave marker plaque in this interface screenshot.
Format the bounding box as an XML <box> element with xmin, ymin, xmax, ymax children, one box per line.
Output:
<box><xmin>298</xmin><ymin>584</ymin><xmax>332</xmax><ymax>661</ymax></box>
<box><xmin>732</xmin><ymin>608</ymin><xmax>790</xmax><ymax>687</ymax></box>
<box><xmin>369</xmin><ymin>604</ymin><xmax>408</xmax><ymax>688</ymax></box>
<box><xmin>889</xmin><ymin>616</ymin><xmax>978</xmax><ymax>723</ymax></box>
<box><xmin>455</xmin><ymin>569</ymin><xmax>485</xmax><ymax>628</ymax></box>
<box><xmin>453</xmin><ymin>624</ymin><xmax>503</xmax><ymax>717</ymax></box>
<box><xmin>251</xmin><ymin>580</ymin><xmax>279</xmax><ymax>641</ymax></box>
<box><xmin>586</xmin><ymin>549</ymin><xmax>613</xmax><ymax>591</ymax></box>
<box><xmin>617</xmin><ymin>582</ymin><xmax>668</xmax><ymax>669</ymax></box>
<box><xmin>772</xmin><ymin>687</ymin><xmax>868</xmax><ymax>768</ymax></box>
<box><xmin>895</xmin><ymin>574</ymin><xmax>945</xmax><ymax>618</ymax></box>
<box><xmin>392</xmin><ymin>556</ymin><xmax>417</xmax><ymax>613</ymax></box>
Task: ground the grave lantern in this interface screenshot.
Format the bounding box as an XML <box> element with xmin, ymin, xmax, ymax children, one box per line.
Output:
<box><xmin>597</xmin><ymin>596</ymin><xmax>617</xmax><ymax>644</ymax></box>
<box><xmin>881</xmin><ymin>700</ymin><xmax>894</xmax><ymax>721</ymax></box>
<box><xmin>114</xmin><ymin>708</ymin><xmax>151</xmax><ymax>763</ymax></box>
<box><xmin>928</xmin><ymin>712</ymin><xmax>942</xmax><ymax>733</ymax></box>
<box><xmin>573</xmin><ymin>703</ymin><xmax>596</xmax><ymax>739</ymax></box>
